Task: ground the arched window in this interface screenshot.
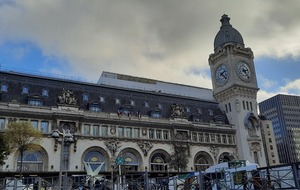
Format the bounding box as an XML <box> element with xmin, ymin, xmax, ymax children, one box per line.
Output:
<box><xmin>195</xmin><ymin>157</ymin><xmax>210</xmax><ymax>171</ymax></box>
<box><xmin>18</xmin><ymin>150</ymin><xmax>44</xmax><ymax>172</ymax></box>
<box><xmin>150</xmin><ymin>153</ymin><xmax>168</xmax><ymax>171</ymax></box>
<box><xmin>122</xmin><ymin>152</ymin><xmax>139</xmax><ymax>171</ymax></box>
<box><xmin>84</xmin><ymin>151</ymin><xmax>106</xmax><ymax>171</ymax></box>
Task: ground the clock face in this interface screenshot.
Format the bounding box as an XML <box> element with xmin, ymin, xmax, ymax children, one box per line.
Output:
<box><xmin>215</xmin><ymin>64</ymin><xmax>229</xmax><ymax>86</ymax></box>
<box><xmin>236</xmin><ymin>62</ymin><xmax>252</xmax><ymax>82</ymax></box>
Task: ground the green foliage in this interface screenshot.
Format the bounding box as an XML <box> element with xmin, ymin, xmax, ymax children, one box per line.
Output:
<box><xmin>3</xmin><ymin>121</ymin><xmax>43</xmax><ymax>152</ymax></box>
<box><xmin>0</xmin><ymin>133</ymin><xmax>10</xmax><ymax>165</ymax></box>
<box><xmin>168</xmin><ymin>144</ymin><xmax>190</xmax><ymax>172</ymax></box>
<box><xmin>3</xmin><ymin>121</ymin><xmax>43</xmax><ymax>174</ymax></box>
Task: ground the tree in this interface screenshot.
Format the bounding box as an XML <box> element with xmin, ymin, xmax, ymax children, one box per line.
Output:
<box><xmin>3</xmin><ymin>121</ymin><xmax>43</xmax><ymax>176</ymax></box>
<box><xmin>168</xmin><ymin>143</ymin><xmax>189</xmax><ymax>173</ymax></box>
<box><xmin>0</xmin><ymin>133</ymin><xmax>10</xmax><ymax>166</ymax></box>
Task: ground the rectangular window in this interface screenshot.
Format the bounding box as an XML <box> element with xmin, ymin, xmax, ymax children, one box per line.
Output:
<box><xmin>217</xmin><ymin>135</ymin><xmax>221</xmax><ymax>143</ymax></box>
<box><xmin>250</xmin><ymin>102</ymin><xmax>253</xmax><ymax>111</ymax></box>
<box><xmin>101</xmin><ymin>125</ymin><xmax>108</xmax><ymax>137</ymax></box>
<box><xmin>149</xmin><ymin>129</ymin><xmax>154</xmax><ymax>139</ymax></box>
<box><xmin>0</xmin><ymin>118</ymin><xmax>5</xmax><ymax>130</ymax></box>
<box><xmin>228</xmin><ymin>135</ymin><xmax>232</xmax><ymax>144</ymax></box>
<box><xmin>243</xmin><ymin>101</ymin><xmax>245</xmax><ymax>109</ymax></box>
<box><xmin>222</xmin><ymin>135</ymin><xmax>227</xmax><ymax>143</ymax></box>
<box><xmin>199</xmin><ymin>133</ymin><xmax>204</xmax><ymax>142</ymax></box>
<box><xmin>205</xmin><ymin>133</ymin><xmax>210</xmax><ymax>142</ymax></box>
<box><xmin>156</xmin><ymin>130</ymin><xmax>162</xmax><ymax>139</ymax></box>
<box><xmin>31</xmin><ymin>120</ymin><xmax>38</xmax><ymax>129</ymax></box>
<box><xmin>163</xmin><ymin>130</ymin><xmax>168</xmax><ymax>140</ymax></box>
<box><xmin>92</xmin><ymin>125</ymin><xmax>99</xmax><ymax>136</ymax></box>
<box><xmin>125</xmin><ymin>127</ymin><xmax>132</xmax><ymax>138</ymax></box>
<box><xmin>192</xmin><ymin>132</ymin><xmax>198</xmax><ymax>141</ymax></box>
<box><xmin>210</xmin><ymin>134</ymin><xmax>215</xmax><ymax>142</ymax></box>
<box><xmin>209</xmin><ymin>110</ymin><xmax>213</xmax><ymax>116</ymax></box>
<box><xmin>118</xmin><ymin>127</ymin><xmax>124</xmax><ymax>137</ymax></box>
<box><xmin>246</xmin><ymin>101</ymin><xmax>249</xmax><ymax>110</ymax></box>
<box><xmin>133</xmin><ymin>128</ymin><xmax>140</xmax><ymax>138</ymax></box>
<box><xmin>225</xmin><ymin>105</ymin><xmax>228</xmax><ymax>113</ymax></box>
<box><xmin>83</xmin><ymin>124</ymin><xmax>90</xmax><ymax>136</ymax></box>
<box><xmin>41</xmin><ymin>121</ymin><xmax>49</xmax><ymax>133</ymax></box>
<box><xmin>229</xmin><ymin>103</ymin><xmax>231</xmax><ymax>112</ymax></box>
<box><xmin>28</xmin><ymin>99</ymin><xmax>43</xmax><ymax>106</ymax></box>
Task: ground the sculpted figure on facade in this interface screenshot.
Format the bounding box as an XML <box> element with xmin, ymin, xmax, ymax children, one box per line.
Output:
<box><xmin>105</xmin><ymin>140</ymin><xmax>121</xmax><ymax>156</ymax></box>
<box><xmin>137</xmin><ymin>141</ymin><xmax>153</xmax><ymax>156</ymax></box>
<box><xmin>170</xmin><ymin>103</ymin><xmax>185</xmax><ymax>118</ymax></box>
<box><xmin>210</xmin><ymin>145</ymin><xmax>220</xmax><ymax>161</ymax></box>
<box><xmin>57</xmin><ymin>89</ymin><xmax>77</xmax><ymax>105</ymax></box>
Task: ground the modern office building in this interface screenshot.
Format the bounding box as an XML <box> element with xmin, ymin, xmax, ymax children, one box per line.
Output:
<box><xmin>259</xmin><ymin>94</ymin><xmax>300</xmax><ymax>163</ymax></box>
<box><xmin>0</xmin><ymin>14</ymin><xmax>269</xmax><ymax>176</ymax></box>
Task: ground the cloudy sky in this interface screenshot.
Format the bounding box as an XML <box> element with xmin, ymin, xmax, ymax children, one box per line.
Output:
<box><xmin>0</xmin><ymin>0</ymin><xmax>300</xmax><ymax>103</ymax></box>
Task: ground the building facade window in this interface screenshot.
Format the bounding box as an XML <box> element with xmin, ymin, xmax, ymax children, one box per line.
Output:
<box><xmin>156</xmin><ymin>130</ymin><xmax>162</xmax><ymax>139</ymax></box>
<box><xmin>31</xmin><ymin>120</ymin><xmax>38</xmax><ymax>129</ymax></box>
<box><xmin>115</xmin><ymin>98</ymin><xmax>120</xmax><ymax>105</ymax></box>
<box><xmin>18</xmin><ymin>150</ymin><xmax>43</xmax><ymax>172</ymax></box>
<box><xmin>149</xmin><ymin>129</ymin><xmax>154</xmax><ymax>139</ymax></box>
<box><xmin>28</xmin><ymin>99</ymin><xmax>43</xmax><ymax>106</ymax></box>
<box><xmin>144</xmin><ymin>102</ymin><xmax>149</xmax><ymax>108</ymax></box>
<box><xmin>99</xmin><ymin>96</ymin><xmax>105</xmax><ymax>103</ymax></box>
<box><xmin>42</xmin><ymin>89</ymin><xmax>49</xmax><ymax>97</ymax></box>
<box><xmin>89</xmin><ymin>105</ymin><xmax>101</xmax><ymax>112</ymax></box>
<box><xmin>118</xmin><ymin>127</ymin><xmax>124</xmax><ymax>137</ymax></box>
<box><xmin>130</xmin><ymin>100</ymin><xmax>135</xmax><ymax>106</ymax></box>
<box><xmin>125</xmin><ymin>128</ymin><xmax>132</xmax><ymax>138</ymax></box>
<box><xmin>101</xmin><ymin>125</ymin><xmax>108</xmax><ymax>137</ymax></box>
<box><xmin>82</xmin><ymin>94</ymin><xmax>89</xmax><ymax>101</ymax></box>
<box><xmin>0</xmin><ymin>118</ymin><xmax>5</xmax><ymax>130</ymax></box>
<box><xmin>22</xmin><ymin>86</ymin><xmax>29</xmax><ymax>94</ymax></box>
<box><xmin>41</xmin><ymin>121</ymin><xmax>49</xmax><ymax>133</ymax></box>
<box><xmin>163</xmin><ymin>130</ymin><xmax>168</xmax><ymax>140</ymax></box>
<box><xmin>92</xmin><ymin>125</ymin><xmax>100</xmax><ymax>136</ymax></box>
<box><xmin>83</xmin><ymin>124</ymin><xmax>90</xmax><ymax>136</ymax></box>
<box><xmin>1</xmin><ymin>84</ymin><xmax>7</xmax><ymax>92</ymax></box>
<box><xmin>84</xmin><ymin>151</ymin><xmax>105</xmax><ymax>171</ymax></box>
<box><xmin>133</xmin><ymin>128</ymin><xmax>140</xmax><ymax>138</ymax></box>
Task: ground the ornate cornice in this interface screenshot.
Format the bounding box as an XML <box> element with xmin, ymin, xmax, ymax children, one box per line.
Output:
<box><xmin>214</xmin><ymin>86</ymin><xmax>259</xmax><ymax>102</ymax></box>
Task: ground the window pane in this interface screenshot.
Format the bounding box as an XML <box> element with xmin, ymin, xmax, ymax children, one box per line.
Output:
<box><xmin>31</xmin><ymin>120</ymin><xmax>38</xmax><ymax>129</ymax></box>
<box><xmin>101</xmin><ymin>125</ymin><xmax>108</xmax><ymax>137</ymax></box>
<box><xmin>133</xmin><ymin>128</ymin><xmax>140</xmax><ymax>138</ymax></box>
<box><xmin>41</xmin><ymin>121</ymin><xmax>49</xmax><ymax>133</ymax></box>
<box><xmin>42</xmin><ymin>89</ymin><xmax>49</xmax><ymax>96</ymax></box>
<box><xmin>1</xmin><ymin>84</ymin><xmax>7</xmax><ymax>92</ymax></box>
<box><xmin>83</xmin><ymin>124</ymin><xmax>90</xmax><ymax>136</ymax></box>
<box><xmin>149</xmin><ymin>129</ymin><xmax>154</xmax><ymax>139</ymax></box>
<box><xmin>118</xmin><ymin>127</ymin><xmax>124</xmax><ymax>137</ymax></box>
<box><xmin>92</xmin><ymin>125</ymin><xmax>99</xmax><ymax>136</ymax></box>
<box><xmin>0</xmin><ymin>118</ymin><xmax>5</xmax><ymax>130</ymax></box>
<box><xmin>156</xmin><ymin>130</ymin><xmax>161</xmax><ymax>139</ymax></box>
<box><xmin>163</xmin><ymin>130</ymin><xmax>168</xmax><ymax>140</ymax></box>
<box><xmin>125</xmin><ymin>128</ymin><xmax>132</xmax><ymax>138</ymax></box>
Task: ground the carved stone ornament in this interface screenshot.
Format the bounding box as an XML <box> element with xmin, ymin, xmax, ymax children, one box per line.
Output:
<box><xmin>251</xmin><ymin>142</ymin><xmax>261</xmax><ymax>152</ymax></box>
<box><xmin>57</xmin><ymin>89</ymin><xmax>77</xmax><ymax>105</ymax></box>
<box><xmin>235</xmin><ymin>99</ymin><xmax>241</xmax><ymax>113</ymax></box>
<box><xmin>209</xmin><ymin>145</ymin><xmax>220</xmax><ymax>160</ymax></box>
<box><xmin>137</xmin><ymin>141</ymin><xmax>153</xmax><ymax>156</ymax></box>
<box><xmin>170</xmin><ymin>104</ymin><xmax>185</xmax><ymax>118</ymax></box>
<box><xmin>110</xmin><ymin>126</ymin><xmax>116</xmax><ymax>134</ymax></box>
<box><xmin>105</xmin><ymin>140</ymin><xmax>121</xmax><ymax>156</ymax></box>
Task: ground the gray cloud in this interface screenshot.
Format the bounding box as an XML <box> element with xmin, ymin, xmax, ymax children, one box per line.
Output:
<box><xmin>0</xmin><ymin>0</ymin><xmax>299</xmax><ymax>90</ymax></box>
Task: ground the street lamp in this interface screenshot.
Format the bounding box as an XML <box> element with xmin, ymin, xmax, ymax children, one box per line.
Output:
<box><xmin>52</xmin><ymin>129</ymin><xmax>74</xmax><ymax>190</ymax></box>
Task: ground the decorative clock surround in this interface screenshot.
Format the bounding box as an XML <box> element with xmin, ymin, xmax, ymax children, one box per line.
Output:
<box><xmin>236</xmin><ymin>61</ymin><xmax>252</xmax><ymax>82</ymax></box>
<box><xmin>215</xmin><ymin>64</ymin><xmax>229</xmax><ymax>86</ymax></box>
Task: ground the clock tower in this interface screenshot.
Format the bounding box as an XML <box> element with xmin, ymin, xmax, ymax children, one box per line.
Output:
<box><xmin>209</xmin><ymin>14</ymin><xmax>266</xmax><ymax>166</ymax></box>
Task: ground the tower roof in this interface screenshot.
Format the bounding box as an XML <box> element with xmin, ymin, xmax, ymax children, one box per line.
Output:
<box><xmin>214</xmin><ymin>14</ymin><xmax>244</xmax><ymax>51</ymax></box>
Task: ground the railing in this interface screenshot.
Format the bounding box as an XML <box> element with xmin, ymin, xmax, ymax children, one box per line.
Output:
<box><xmin>1</xmin><ymin>163</ymin><xmax>300</xmax><ymax>190</ymax></box>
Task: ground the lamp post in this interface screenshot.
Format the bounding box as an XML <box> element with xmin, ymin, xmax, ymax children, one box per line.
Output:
<box><xmin>52</xmin><ymin>129</ymin><xmax>74</xmax><ymax>190</ymax></box>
